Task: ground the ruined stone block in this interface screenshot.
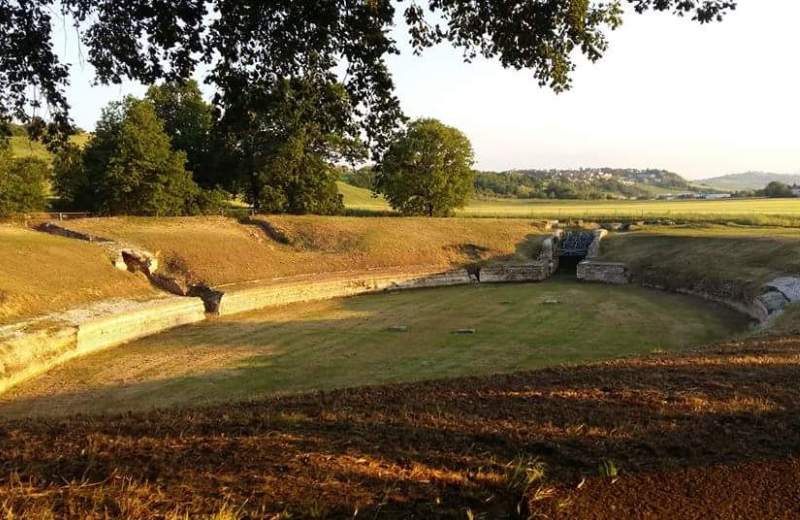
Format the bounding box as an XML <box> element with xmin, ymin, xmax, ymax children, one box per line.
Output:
<box><xmin>479</xmin><ymin>263</ymin><xmax>550</xmax><ymax>283</ymax></box>
<box><xmin>577</xmin><ymin>261</ymin><xmax>630</xmax><ymax>285</ymax></box>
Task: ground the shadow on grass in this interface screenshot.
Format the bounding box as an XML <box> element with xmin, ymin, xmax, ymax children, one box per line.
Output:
<box><xmin>1</xmin><ymin>337</ymin><xmax>799</xmax><ymax>517</ymax></box>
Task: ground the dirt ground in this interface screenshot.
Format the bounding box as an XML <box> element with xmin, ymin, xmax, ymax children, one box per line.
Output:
<box><xmin>1</xmin><ymin>335</ymin><xmax>799</xmax><ymax>518</ymax></box>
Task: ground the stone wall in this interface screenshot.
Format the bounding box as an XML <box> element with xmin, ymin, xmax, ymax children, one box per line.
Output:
<box><xmin>479</xmin><ymin>263</ymin><xmax>551</xmax><ymax>283</ymax></box>
<box><xmin>477</xmin><ymin>233</ymin><xmax>560</xmax><ymax>284</ymax></box>
<box><xmin>213</xmin><ymin>269</ymin><xmax>473</xmax><ymax>317</ymax></box>
<box><xmin>0</xmin><ymin>297</ymin><xmax>206</xmax><ymax>395</ymax></box>
<box><xmin>76</xmin><ymin>298</ymin><xmax>206</xmax><ymax>352</ymax></box>
<box><xmin>579</xmin><ymin>227</ymin><xmax>800</xmax><ymax>325</ymax></box>
<box><xmin>0</xmin><ymin>325</ymin><xmax>77</xmax><ymax>396</ymax></box>
<box><xmin>586</xmin><ymin>229</ymin><xmax>608</xmax><ymax>259</ymax></box>
<box><xmin>577</xmin><ymin>261</ymin><xmax>630</xmax><ymax>285</ymax></box>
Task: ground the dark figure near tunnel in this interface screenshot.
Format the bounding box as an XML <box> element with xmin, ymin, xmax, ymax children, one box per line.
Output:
<box><xmin>558</xmin><ymin>230</ymin><xmax>594</xmax><ymax>274</ymax></box>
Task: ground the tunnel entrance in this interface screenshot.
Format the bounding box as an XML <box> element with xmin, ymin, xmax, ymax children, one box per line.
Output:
<box><xmin>557</xmin><ymin>254</ymin><xmax>585</xmax><ymax>275</ymax></box>
<box><xmin>556</xmin><ymin>230</ymin><xmax>594</xmax><ymax>276</ymax></box>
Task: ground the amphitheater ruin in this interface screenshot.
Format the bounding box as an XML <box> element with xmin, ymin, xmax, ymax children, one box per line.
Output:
<box><xmin>3</xmin><ymin>218</ymin><xmax>799</xmax><ymax>401</ymax></box>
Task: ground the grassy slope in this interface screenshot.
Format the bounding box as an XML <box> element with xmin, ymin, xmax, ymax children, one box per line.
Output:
<box><xmin>0</xmin><ymin>225</ymin><xmax>156</xmax><ymax>324</ymax></box>
<box><xmin>63</xmin><ymin>216</ymin><xmax>547</xmax><ymax>287</ymax></box>
<box><xmin>0</xmin><ymin>280</ymin><xmax>744</xmax><ymax>416</ymax></box>
<box><xmin>598</xmin><ymin>225</ymin><xmax>800</xmax><ymax>298</ymax></box>
<box><xmin>336</xmin><ymin>181</ymin><xmax>390</xmax><ymax>211</ymax></box>
<box><xmin>698</xmin><ymin>172</ymin><xmax>800</xmax><ymax>192</ymax></box>
<box><xmin>339</xmin><ymin>181</ymin><xmax>800</xmax><ymax>225</ymax></box>
<box><xmin>9</xmin><ymin>133</ymin><xmax>90</xmax><ymax>163</ymax></box>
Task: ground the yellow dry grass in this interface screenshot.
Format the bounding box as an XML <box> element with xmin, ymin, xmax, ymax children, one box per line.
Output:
<box><xmin>63</xmin><ymin>216</ymin><xmax>548</xmax><ymax>286</ymax></box>
<box><xmin>0</xmin><ymin>225</ymin><xmax>157</xmax><ymax>324</ymax></box>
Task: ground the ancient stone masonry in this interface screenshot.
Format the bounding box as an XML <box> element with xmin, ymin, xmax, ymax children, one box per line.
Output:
<box><xmin>478</xmin><ymin>232</ymin><xmax>561</xmax><ymax>283</ymax></box>
<box><xmin>479</xmin><ymin>264</ymin><xmax>552</xmax><ymax>283</ymax></box>
<box><xmin>755</xmin><ymin>277</ymin><xmax>800</xmax><ymax>322</ymax></box>
<box><xmin>574</xmin><ymin>230</ymin><xmax>632</xmax><ymax>284</ymax></box>
<box><xmin>586</xmin><ymin>229</ymin><xmax>608</xmax><ymax>259</ymax></box>
<box><xmin>577</xmin><ymin>261</ymin><xmax>630</xmax><ymax>285</ymax></box>
<box><xmin>0</xmin><ymin>297</ymin><xmax>206</xmax><ymax>395</ymax></box>
<box><xmin>212</xmin><ymin>269</ymin><xmax>474</xmax><ymax>316</ymax></box>
<box><xmin>40</xmin><ymin>222</ymin><xmax>196</xmax><ymax>295</ymax></box>
<box><xmin>40</xmin><ymin>222</ymin><xmax>156</xmax><ymax>273</ymax></box>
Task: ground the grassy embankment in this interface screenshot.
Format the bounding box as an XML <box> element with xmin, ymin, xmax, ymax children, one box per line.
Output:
<box><xmin>64</xmin><ymin>215</ymin><xmax>548</xmax><ymax>288</ymax></box>
<box><xmin>0</xmin><ymin>279</ymin><xmax>745</xmax><ymax>416</ymax></box>
<box><xmin>598</xmin><ymin>225</ymin><xmax>800</xmax><ymax>296</ymax></box>
<box><xmin>339</xmin><ymin>181</ymin><xmax>800</xmax><ymax>226</ymax></box>
<box><xmin>0</xmin><ymin>225</ymin><xmax>157</xmax><ymax>324</ymax></box>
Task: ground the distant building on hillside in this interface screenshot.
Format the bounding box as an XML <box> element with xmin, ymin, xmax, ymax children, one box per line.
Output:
<box><xmin>699</xmin><ymin>192</ymin><xmax>732</xmax><ymax>200</ymax></box>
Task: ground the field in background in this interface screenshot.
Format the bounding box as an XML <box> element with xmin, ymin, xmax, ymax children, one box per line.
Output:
<box><xmin>339</xmin><ymin>182</ymin><xmax>800</xmax><ymax>225</ymax></box>
<box><xmin>0</xmin><ymin>280</ymin><xmax>745</xmax><ymax>417</ymax></box>
<box><xmin>64</xmin><ymin>216</ymin><xmax>546</xmax><ymax>287</ymax></box>
<box><xmin>0</xmin><ymin>225</ymin><xmax>157</xmax><ymax>324</ymax></box>
<box><xmin>9</xmin><ymin>133</ymin><xmax>90</xmax><ymax>163</ymax></box>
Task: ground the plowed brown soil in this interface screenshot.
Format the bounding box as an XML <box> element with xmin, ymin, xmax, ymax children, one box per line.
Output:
<box><xmin>1</xmin><ymin>337</ymin><xmax>799</xmax><ymax>519</ymax></box>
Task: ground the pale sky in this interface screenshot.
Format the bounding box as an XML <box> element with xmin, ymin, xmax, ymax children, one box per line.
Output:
<box><xmin>55</xmin><ymin>1</ymin><xmax>799</xmax><ymax>180</ymax></box>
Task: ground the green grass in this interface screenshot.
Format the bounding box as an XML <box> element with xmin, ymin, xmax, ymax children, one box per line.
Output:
<box><xmin>338</xmin><ymin>181</ymin><xmax>800</xmax><ymax>225</ymax></box>
<box><xmin>0</xmin><ymin>279</ymin><xmax>746</xmax><ymax>416</ymax></box>
<box><xmin>336</xmin><ymin>181</ymin><xmax>390</xmax><ymax>212</ymax></box>
<box><xmin>9</xmin><ymin>133</ymin><xmax>90</xmax><ymax>163</ymax></box>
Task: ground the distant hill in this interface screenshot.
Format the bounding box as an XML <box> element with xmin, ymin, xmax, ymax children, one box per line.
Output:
<box><xmin>475</xmin><ymin>168</ymin><xmax>698</xmax><ymax>200</ymax></box>
<box><xmin>697</xmin><ymin>172</ymin><xmax>800</xmax><ymax>192</ymax></box>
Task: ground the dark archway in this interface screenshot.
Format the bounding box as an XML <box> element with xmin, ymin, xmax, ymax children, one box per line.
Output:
<box><xmin>557</xmin><ymin>230</ymin><xmax>594</xmax><ymax>276</ymax></box>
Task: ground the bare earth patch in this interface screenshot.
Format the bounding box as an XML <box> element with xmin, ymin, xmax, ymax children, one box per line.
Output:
<box><xmin>0</xmin><ymin>337</ymin><xmax>798</xmax><ymax>518</ymax></box>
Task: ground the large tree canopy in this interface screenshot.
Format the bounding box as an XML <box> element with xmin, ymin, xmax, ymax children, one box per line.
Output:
<box><xmin>0</xmin><ymin>0</ymin><xmax>736</xmax><ymax>148</ymax></box>
<box><xmin>378</xmin><ymin>118</ymin><xmax>475</xmax><ymax>216</ymax></box>
<box><xmin>145</xmin><ymin>80</ymin><xmax>217</xmax><ymax>188</ymax></box>
<box><xmin>218</xmin><ymin>66</ymin><xmax>365</xmax><ymax>214</ymax></box>
<box><xmin>53</xmin><ymin>97</ymin><xmax>207</xmax><ymax>215</ymax></box>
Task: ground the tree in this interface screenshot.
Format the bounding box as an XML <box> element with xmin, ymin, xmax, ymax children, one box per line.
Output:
<box><xmin>54</xmin><ymin>97</ymin><xmax>205</xmax><ymax>215</ymax></box>
<box><xmin>219</xmin><ymin>68</ymin><xmax>365</xmax><ymax>215</ymax></box>
<box><xmin>52</xmin><ymin>142</ymin><xmax>90</xmax><ymax>210</ymax></box>
<box><xmin>341</xmin><ymin>166</ymin><xmax>377</xmax><ymax>190</ymax></box>
<box><xmin>2</xmin><ymin>1</ymin><xmax>736</xmax><ymax>150</ymax></box>
<box><xmin>377</xmin><ymin>119</ymin><xmax>474</xmax><ymax>216</ymax></box>
<box><xmin>0</xmin><ymin>148</ymin><xmax>49</xmax><ymax>216</ymax></box>
<box><xmin>762</xmin><ymin>181</ymin><xmax>794</xmax><ymax>198</ymax></box>
<box><xmin>145</xmin><ymin>80</ymin><xmax>219</xmax><ymax>189</ymax></box>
